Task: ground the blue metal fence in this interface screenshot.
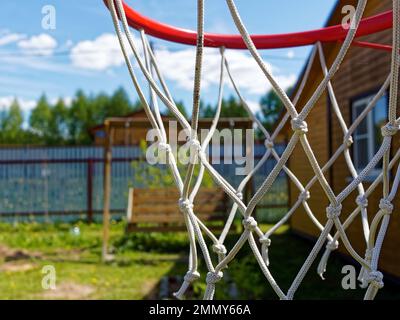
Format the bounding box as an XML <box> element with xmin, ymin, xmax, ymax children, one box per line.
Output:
<box><xmin>0</xmin><ymin>144</ymin><xmax>288</xmax><ymax>222</ymax></box>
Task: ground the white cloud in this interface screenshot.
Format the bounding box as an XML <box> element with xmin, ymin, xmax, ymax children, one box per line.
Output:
<box><xmin>246</xmin><ymin>101</ymin><xmax>261</xmax><ymax>114</ymax></box>
<box><xmin>287</xmin><ymin>50</ymin><xmax>295</xmax><ymax>59</ymax></box>
<box><xmin>0</xmin><ymin>96</ymin><xmax>36</xmax><ymax>112</ymax></box>
<box><xmin>0</xmin><ymin>32</ymin><xmax>90</xmax><ymax>76</ymax></box>
<box><xmin>70</xmin><ymin>33</ymin><xmax>296</xmax><ymax>96</ymax></box>
<box><xmin>0</xmin><ymin>33</ymin><xmax>26</xmax><ymax>46</ymax></box>
<box><xmin>155</xmin><ymin>47</ymin><xmax>296</xmax><ymax>95</ymax></box>
<box><xmin>0</xmin><ymin>96</ymin><xmax>72</xmax><ymax>114</ymax></box>
<box><xmin>18</xmin><ymin>34</ymin><xmax>57</xmax><ymax>56</ymax></box>
<box><xmin>70</xmin><ymin>33</ymin><xmax>135</xmax><ymax>71</ymax></box>
<box><xmin>49</xmin><ymin>97</ymin><xmax>73</xmax><ymax>107</ymax></box>
<box><xmin>63</xmin><ymin>97</ymin><xmax>73</xmax><ymax>107</ymax></box>
<box><xmin>0</xmin><ymin>55</ymin><xmax>94</xmax><ymax>76</ymax></box>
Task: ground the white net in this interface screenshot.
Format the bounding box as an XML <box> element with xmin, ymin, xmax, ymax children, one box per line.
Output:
<box><xmin>106</xmin><ymin>0</ymin><xmax>400</xmax><ymax>300</ymax></box>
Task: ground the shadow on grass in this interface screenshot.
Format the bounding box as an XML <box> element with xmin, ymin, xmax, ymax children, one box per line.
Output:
<box><xmin>4</xmin><ymin>221</ymin><xmax>396</xmax><ymax>300</ymax></box>
<box><xmin>127</xmin><ymin>229</ymin><xmax>400</xmax><ymax>300</ymax></box>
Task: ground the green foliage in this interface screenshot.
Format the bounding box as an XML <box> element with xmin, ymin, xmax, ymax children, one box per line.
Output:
<box><xmin>68</xmin><ymin>90</ymin><xmax>96</xmax><ymax>145</ymax></box>
<box><xmin>131</xmin><ymin>140</ymin><xmax>215</xmax><ymax>188</ymax></box>
<box><xmin>259</xmin><ymin>87</ymin><xmax>293</xmax><ymax>131</ymax></box>
<box><xmin>200</xmin><ymin>95</ymin><xmax>248</xmax><ymax>118</ymax></box>
<box><xmin>166</xmin><ymin>100</ymin><xmax>188</xmax><ymax>118</ymax></box>
<box><xmin>0</xmin><ymin>99</ymin><xmax>26</xmax><ymax>144</ymax></box>
<box><xmin>0</xmin><ymin>221</ymin><xmax>184</xmax><ymax>300</ymax></box>
<box><xmin>114</xmin><ymin>232</ymin><xmax>189</xmax><ymax>253</ymax></box>
<box><xmin>214</xmin><ymin>228</ymin><xmax>400</xmax><ymax>300</ymax></box>
<box><xmin>0</xmin><ymin>221</ymin><xmax>400</xmax><ymax>300</ymax></box>
<box><xmin>106</xmin><ymin>87</ymin><xmax>136</xmax><ymax>118</ymax></box>
<box><xmin>63</xmin><ymin>87</ymin><xmax>140</xmax><ymax>145</ymax></box>
<box><xmin>48</xmin><ymin>99</ymin><xmax>70</xmax><ymax>144</ymax></box>
<box><xmin>29</xmin><ymin>94</ymin><xmax>52</xmax><ymax>138</ymax></box>
<box><xmin>28</xmin><ymin>95</ymin><xmax>72</xmax><ymax>145</ymax></box>
<box><xmin>0</xmin><ymin>221</ymin><xmax>102</xmax><ymax>251</ymax></box>
<box><xmin>0</xmin><ymin>87</ymin><xmax>142</xmax><ymax>146</ymax></box>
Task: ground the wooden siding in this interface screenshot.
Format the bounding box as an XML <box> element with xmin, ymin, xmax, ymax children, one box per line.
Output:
<box><xmin>289</xmin><ymin>0</ymin><xmax>400</xmax><ymax>278</ymax></box>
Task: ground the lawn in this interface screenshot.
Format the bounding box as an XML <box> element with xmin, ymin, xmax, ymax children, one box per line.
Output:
<box><xmin>0</xmin><ymin>221</ymin><xmax>187</xmax><ymax>299</ymax></box>
<box><xmin>0</xmin><ymin>220</ymin><xmax>398</xmax><ymax>300</ymax></box>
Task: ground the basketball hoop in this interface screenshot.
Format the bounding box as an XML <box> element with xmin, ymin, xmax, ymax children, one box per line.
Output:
<box><xmin>104</xmin><ymin>0</ymin><xmax>394</xmax><ymax>50</ymax></box>
<box><xmin>104</xmin><ymin>0</ymin><xmax>400</xmax><ymax>300</ymax></box>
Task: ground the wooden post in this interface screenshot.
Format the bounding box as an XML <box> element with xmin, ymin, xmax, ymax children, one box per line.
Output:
<box><xmin>87</xmin><ymin>158</ymin><xmax>94</xmax><ymax>224</ymax></box>
<box><xmin>102</xmin><ymin>121</ymin><xmax>113</xmax><ymax>262</ymax></box>
<box><xmin>245</xmin><ymin>119</ymin><xmax>255</xmax><ymax>219</ymax></box>
<box><xmin>126</xmin><ymin>188</ymin><xmax>134</xmax><ymax>222</ymax></box>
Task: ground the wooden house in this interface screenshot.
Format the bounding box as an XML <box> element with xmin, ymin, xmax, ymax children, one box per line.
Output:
<box><xmin>283</xmin><ymin>0</ymin><xmax>400</xmax><ymax>279</ymax></box>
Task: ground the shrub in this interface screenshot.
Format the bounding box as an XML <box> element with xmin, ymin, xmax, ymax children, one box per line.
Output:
<box><xmin>113</xmin><ymin>231</ymin><xmax>189</xmax><ymax>253</ymax></box>
<box><xmin>130</xmin><ymin>140</ymin><xmax>215</xmax><ymax>189</ymax></box>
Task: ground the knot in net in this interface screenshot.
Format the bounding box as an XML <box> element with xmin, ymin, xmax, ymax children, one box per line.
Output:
<box><xmin>178</xmin><ymin>198</ymin><xmax>194</xmax><ymax>213</ymax></box>
<box><xmin>356</xmin><ymin>195</ymin><xmax>368</xmax><ymax>208</ymax></box>
<box><xmin>381</xmin><ymin>123</ymin><xmax>399</xmax><ymax>137</ymax></box>
<box><xmin>291</xmin><ymin>118</ymin><xmax>308</xmax><ymax>134</ymax></box>
<box><xmin>158</xmin><ymin>142</ymin><xmax>172</xmax><ymax>153</ymax></box>
<box><xmin>106</xmin><ymin>0</ymin><xmax>400</xmax><ymax>301</ymax></box>
<box><xmin>379</xmin><ymin>198</ymin><xmax>394</xmax><ymax>215</ymax></box>
<box><xmin>212</xmin><ymin>243</ymin><xmax>227</xmax><ymax>255</ymax></box>
<box><xmin>242</xmin><ymin>217</ymin><xmax>258</xmax><ymax>231</ymax></box>
<box><xmin>366</xmin><ymin>271</ymin><xmax>384</xmax><ymax>289</ymax></box>
<box><xmin>326</xmin><ymin>203</ymin><xmax>342</xmax><ymax>220</ymax></box>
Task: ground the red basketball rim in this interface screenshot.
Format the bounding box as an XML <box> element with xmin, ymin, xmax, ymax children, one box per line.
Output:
<box><xmin>104</xmin><ymin>1</ymin><xmax>393</xmax><ymax>50</ymax></box>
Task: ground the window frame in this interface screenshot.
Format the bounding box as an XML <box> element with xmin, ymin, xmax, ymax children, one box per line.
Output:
<box><xmin>351</xmin><ymin>91</ymin><xmax>388</xmax><ymax>178</ymax></box>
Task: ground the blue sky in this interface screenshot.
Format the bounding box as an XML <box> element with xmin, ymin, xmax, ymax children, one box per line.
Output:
<box><xmin>0</xmin><ymin>0</ymin><xmax>337</xmax><ymax>118</ymax></box>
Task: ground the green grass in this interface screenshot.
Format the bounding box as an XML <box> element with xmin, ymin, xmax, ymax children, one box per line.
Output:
<box><xmin>213</xmin><ymin>228</ymin><xmax>400</xmax><ymax>300</ymax></box>
<box><xmin>0</xmin><ymin>221</ymin><xmax>398</xmax><ymax>300</ymax></box>
<box><xmin>0</xmin><ymin>221</ymin><xmax>186</xmax><ymax>300</ymax></box>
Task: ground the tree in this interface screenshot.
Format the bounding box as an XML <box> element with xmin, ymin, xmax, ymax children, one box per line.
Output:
<box><xmin>90</xmin><ymin>92</ymin><xmax>110</xmax><ymax>125</ymax></box>
<box><xmin>199</xmin><ymin>95</ymin><xmax>248</xmax><ymax>118</ymax></box>
<box><xmin>132</xmin><ymin>99</ymin><xmax>142</xmax><ymax>111</ymax></box>
<box><xmin>48</xmin><ymin>98</ymin><xmax>69</xmax><ymax>144</ymax></box>
<box><xmin>199</xmin><ymin>100</ymin><xmax>214</xmax><ymax>118</ymax></box>
<box><xmin>259</xmin><ymin>86</ymin><xmax>293</xmax><ymax>131</ymax></box>
<box><xmin>105</xmin><ymin>87</ymin><xmax>134</xmax><ymax>118</ymax></box>
<box><xmin>220</xmin><ymin>95</ymin><xmax>248</xmax><ymax>117</ymax></box>
<box><xmin>0</xmin><ymin>99</ymin><xmax>24</xmax><ymax>144</ymax></box>
<box><xmin>67</xmin><ymin>90</ymin><xmax>95</xmax><ymax>145</ymax></box>
<box><xmin>29</xmin><ymin>94</ymin><xmax>52</xmax><ymax>140</ymax></box>
<box><xmin>0</xmin><ymin>88</ymin><xmax>149</xmax><ymax>145</ymax></box>
<box><xmin>166</xmin><ymin>100</ymin><xmax>188</xmax><ymax>118</ymax></box>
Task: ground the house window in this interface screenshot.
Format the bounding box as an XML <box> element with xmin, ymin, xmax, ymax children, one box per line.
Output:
<box><xmin>352</xmin><ymin>92</ymin><xmax>388</xmax><ymax>174</ymax></box>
